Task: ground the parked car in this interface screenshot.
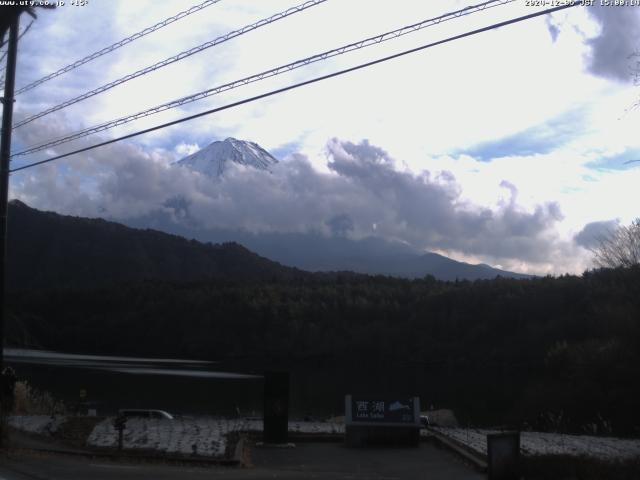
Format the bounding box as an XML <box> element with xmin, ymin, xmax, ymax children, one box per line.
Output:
<box><xmin>118</xmin><ymin>409</ymin><xmax>174</xmax><ymax>420</ymax></box>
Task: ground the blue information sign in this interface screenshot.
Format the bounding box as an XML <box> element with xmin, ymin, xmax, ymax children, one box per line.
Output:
<box><xmin>346</xmin><ymin>395</ymin><xmax>420</xmax><ymax>426</ymax></box>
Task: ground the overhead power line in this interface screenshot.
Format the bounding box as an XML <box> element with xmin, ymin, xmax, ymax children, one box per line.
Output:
<box><xmin>17</xmin><ymin>20</ymin><xmax>34</xmax><ymax>41</ymax></box>
<box><xmin>10</xmin><ymin>2</ymin><xmax>580</xmax><ymax>174</ymax></box>
<box><xmin>14</xmin><ymin>0</ymin><xmax>224</xmax><ymax>96</ymax></box>
<box><xmin>13</xmin><ymin>0</ymin><xmax>328</xmax><ymax>129</ymax></box>
<box><xmin>14</xmin><ymin>0</ymin><xmax>516</xmax><ymax>158</ymax></box>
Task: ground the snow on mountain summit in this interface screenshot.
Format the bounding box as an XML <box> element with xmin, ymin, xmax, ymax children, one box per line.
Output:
<box><xmin>176</xmin><ymin>137</ymin><xmax>278</xmax><ymax>177</ymax></box>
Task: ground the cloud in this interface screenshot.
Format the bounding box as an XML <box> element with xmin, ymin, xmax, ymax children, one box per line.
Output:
<box><xmin>11</xmin><ymin>136</ymin><xmax>580</xmax><ymax>274</ymax></box>
<box><xmin>325</xmin><ymin>214</ymin><xmax>354</xmax><ymax>238</ymax></box>
<box><xmin>325</xmin><ymin>140</ymin><xmax>567</xmax><ymax>265</ymax></box>
<box><xmin>546</xmin><ymin>16</ymin><xmax>561</xmax><ymax>43</ymax></box>
<box><xmin>574</xmin><ymin>219</ymin><xmax>619</xmax><ymax>249</ymax></box>
<box><xmin>174</xmin><ymin>142</ymin><xmax>200</xmax><ymax>157</ymax></box>
<box><xmin>585</xmin><ymin>5</ymin><xmax>640</xmax><ymax>82</ymax></box>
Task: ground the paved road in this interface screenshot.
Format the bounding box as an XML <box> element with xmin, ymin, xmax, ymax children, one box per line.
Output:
<box><xmin>250</xmin><ymin>442</ymin><xmax>485</xmax><ymax>479</ymax></box>
<box><xmin>0</xmin><ymin>453</ymin><xmax>228</xmax><ymax>480</ymax></box>
<box><xmin>0</xmin><ymin>442</ymin><xmax>484</xmax><ymax>480</ymax></box>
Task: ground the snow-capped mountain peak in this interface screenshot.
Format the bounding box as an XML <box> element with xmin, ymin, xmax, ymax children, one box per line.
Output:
<box><xmin>175</xmin><ymin>137</ymin><xmax>278</xmax><ymax>177</ymax></box>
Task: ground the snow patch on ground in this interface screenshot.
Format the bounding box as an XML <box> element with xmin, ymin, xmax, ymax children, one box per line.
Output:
<box><xmin>433</xmin><ymin>427</ymin><xmax>640</xmax><ymax>461</ymax></box>
<box><xmin>87</xmin><ymin>417</ymin><xmax>345</xmax><ymax>458</ymax></box>
<box><xmin>23</xmin><ymin>415</ymin><xmax>636</xmax><ymax>462</ymax></box>
<box><xmin>88</xmin><ymin>417</ymin><xmax>233</xmax><ymax>457</ymax></box>
<box><xmin>8</xmin><ymin>415</ymin><xmax>65</xmax><ymax>435</ymax></box>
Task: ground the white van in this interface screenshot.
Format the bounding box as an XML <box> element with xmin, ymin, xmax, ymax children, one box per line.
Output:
<box><xmin>118</xmin><ymin>409</ymin><xmax>174</xmax><ymax>420</ymax></box>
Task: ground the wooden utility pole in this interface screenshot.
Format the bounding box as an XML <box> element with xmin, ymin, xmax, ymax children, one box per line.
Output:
<box><xmin>0</xmin><ymin>11</ymin><xmax>19</xmax><ymax>446</ymax></box>
<box><xmin>0</xmin><ymin>12</ymin><xmax>20</xmax><ymax>375</ymax></box>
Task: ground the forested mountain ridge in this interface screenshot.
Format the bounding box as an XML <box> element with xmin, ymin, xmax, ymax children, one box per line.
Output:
<box><xmin>6</xmin><ymin>200</ymin><xmax>306</xmax><ymax>289</ymax></box>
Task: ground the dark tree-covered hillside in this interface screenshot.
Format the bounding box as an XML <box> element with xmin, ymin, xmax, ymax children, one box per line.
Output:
<box><xmin>7</xmin><ymin>200</ymin><xmax>305</xmax><ymax>289</ymax></box>
<box><xmin>7</xmin><ymin>267</ymin><xmax>640</xmax><ymax>435</ymax></box>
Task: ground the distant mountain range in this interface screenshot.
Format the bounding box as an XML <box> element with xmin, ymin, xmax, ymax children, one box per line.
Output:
<box><xmin>125</xmin><ymin>213</ymin><xmax>532</xmax><ymax>281</ymax></box>
<box><xmin>229</xmin><ymin>231</ymin><xmax>533</xmax><ymax>280</ymax></box>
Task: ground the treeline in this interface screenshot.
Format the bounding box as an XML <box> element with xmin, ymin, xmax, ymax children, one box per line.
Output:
<box><xmin>7</xmin><ymin>266</ymin><xmax>640</xmax><ymax>435</ymax></box>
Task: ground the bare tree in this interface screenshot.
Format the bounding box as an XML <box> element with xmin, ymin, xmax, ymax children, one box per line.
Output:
<box><xmin>591</xmin><ymin>218</ymin><xmax>640</xmax><ymax>269</ymax></box>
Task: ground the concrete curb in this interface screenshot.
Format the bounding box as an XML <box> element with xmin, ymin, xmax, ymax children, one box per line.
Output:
<box><xmin>6</xmin><ymin>445</ymin><xmax>240</xmax><ymax>466</ymax></box>
<box><xmin>284</xmin><ymin>433</ymin><xmax>343</xmax><ymax>442</ymax></box>
<box><xmin>236</xmin><ymin>431</ymin><xmax>344</xmax><ymax>442</ymax></box>
<box><xmin>426</xmin><ymin>428</ymin><xmax>488</xmax><ymax>472</ymax></box>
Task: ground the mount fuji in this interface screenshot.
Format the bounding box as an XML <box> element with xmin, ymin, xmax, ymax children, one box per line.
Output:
<box><xmin>175</xmin><ymin>137</ymin><xmax>278</xmax><ymax>177</ymax></box>
<box><xmin>140</xmin><ymin>137</ymin><xmax>532</xmax><ymax>280</ymax></box>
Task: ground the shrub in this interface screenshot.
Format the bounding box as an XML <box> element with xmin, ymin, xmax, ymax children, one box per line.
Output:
<box><xmin>12</xmin><ymin>381</ymin><xmax>66</xmax><ymax>415</ymax></box>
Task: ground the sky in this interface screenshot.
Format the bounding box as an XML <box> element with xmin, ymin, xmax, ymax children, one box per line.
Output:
<box><xmin>4</xmin><ymin>0</ymin><xmax>640</xmax><ymax>275</ymax></box>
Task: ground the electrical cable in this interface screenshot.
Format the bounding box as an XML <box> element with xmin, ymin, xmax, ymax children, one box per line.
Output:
<box><xmin>14</xmin><ymin>0</ymin><xmax>224</xmax><ymax>95</ymax></box>
<box><xmin>9</xmin><ymin>2</ymin><xmax>581</xmax><ymax>174</ymax></box>
<box><xmin>13</xmin><ymin>0</ymin><xmax>328</xmax><ymax>129</ymax></box>
<box><xmin>13</xmin><ymin>0</ymin><xmax>516</xmax><ymax>157</ymax></box>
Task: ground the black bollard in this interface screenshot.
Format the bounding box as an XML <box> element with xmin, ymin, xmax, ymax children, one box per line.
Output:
<box><xmin>487</xmin><ymin>431</ymin><xmax>520</xmax><ymax>480</ymax></box>
<box><xmin>263</xmin><ymin>371</ymin><xmax>289</xmax><ymax>444</ymax></box>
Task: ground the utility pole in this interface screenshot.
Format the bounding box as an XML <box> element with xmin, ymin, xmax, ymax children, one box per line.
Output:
<box><xmin>0</xmin><ymin>14</ymin><xmax>20</xmax><ymax>375</ymax></box>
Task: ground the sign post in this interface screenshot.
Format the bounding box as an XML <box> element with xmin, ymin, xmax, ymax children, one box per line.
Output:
<box><xmin>113</xmin><ymin>415</ymin><xmax>127</xmax><ymax>452</ymax></box>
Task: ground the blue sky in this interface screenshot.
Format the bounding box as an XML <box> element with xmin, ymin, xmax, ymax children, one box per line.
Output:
<box><xmin>5</xmin><ymin>0</ymin><xmax>640</xmax><ymax>274</ymax></box>
<box><xmin>463</xmin><ymin>107</ymin><xmax>586</xmax><ymax>161</ymax></box>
